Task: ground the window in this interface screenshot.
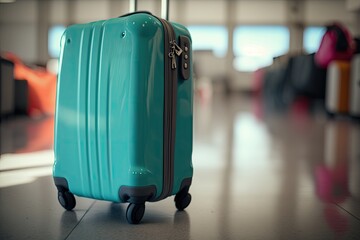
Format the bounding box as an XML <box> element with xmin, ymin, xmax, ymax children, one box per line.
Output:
<box><xmin>187</xmin><ymin>25</ymin><xmax>228</xmax><ymax>57</ymax></box>
<box><xmin>48</xmin><ymin>25</ymin><xmax>66</xmax><ymax>58</ymax></box>
<box><xmin>303</xmin><ymin>26</ymin><xmax>326</xmax><ymax>54</ymax></box>
<box><xmin>233</xmin><ymin>26</ymin><xmax>290</xmax><ymax>72</ymax></box>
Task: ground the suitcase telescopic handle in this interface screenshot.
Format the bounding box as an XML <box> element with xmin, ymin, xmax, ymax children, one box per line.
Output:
<box><xmin>129</xmin><ymin>0</ymin><xmax>170</xmax><ymax>20</ymax></box>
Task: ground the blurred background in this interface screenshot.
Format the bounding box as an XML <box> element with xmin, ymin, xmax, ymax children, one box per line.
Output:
<box><xmin>1</xmin><ymin>0</ymin><xmax>360</xmax><ymax>116</ymax></box>
<box><xmin>1</xmin><ymin>0</ymin><xmax>360</xmax><ymax>239</ymax></box>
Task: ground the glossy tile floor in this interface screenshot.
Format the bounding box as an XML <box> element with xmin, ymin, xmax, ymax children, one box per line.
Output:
<box><xmin>1</xmin><ymin>93</ymin><xmax>360</xmax><ymax>240</ymax></box>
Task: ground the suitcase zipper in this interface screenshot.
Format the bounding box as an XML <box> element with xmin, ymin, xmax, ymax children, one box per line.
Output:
<box><xmin>117</xmin><ymin>13</ymin><xmax>183</xmax><ymax>202</ymax></box>
<box><xmin>157</xmin><ymin>18</ymin><xmax>183</xmax><ymax>200</ymax></box>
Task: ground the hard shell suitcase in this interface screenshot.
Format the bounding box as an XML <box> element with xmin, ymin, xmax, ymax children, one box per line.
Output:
<box><xmin>289</xmin><ymin>54</ymin><xmax>327</xmax><ymax>99</ymax></box>
<box><xmin>350</xmin><ymin>54</ymin><xmax>360</xmax><ymax>118</ymax></box>
<box><xmin>325</xmin><ymin>61</ymin><xmax>351</xmax><ymax>115</ymax></box>
<box><xmin>53</xmin><ymin>7</ymin><xmax>193</xmax><ymax>224</ymax></box>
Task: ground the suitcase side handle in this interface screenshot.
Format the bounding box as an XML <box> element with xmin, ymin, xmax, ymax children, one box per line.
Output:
<box><xmin>129</xmin><ymin>0</ymin><xmax>169</xmax><ymax>20</ymax></box>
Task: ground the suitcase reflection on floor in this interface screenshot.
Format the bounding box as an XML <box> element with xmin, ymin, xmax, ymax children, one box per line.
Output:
<box><xmin>0</xmin><ymin>116</ymin><xmax>54</xmax><ymax>154</ymax></box>
<box><xmin>316</xmin><ymin>121</ymin><xmax>350</xmax><ymax>204</ymax></box>
<box><xmin>315</xmin><ymin>120</ymin><xmax>359</xmax><ymax>236</ymax></box>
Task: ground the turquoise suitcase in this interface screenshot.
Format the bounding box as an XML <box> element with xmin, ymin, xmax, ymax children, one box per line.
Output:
<box><xmin>53</xmin><ymin>11</ymin><xmax>193</xmax><ymax>224</ymax></box>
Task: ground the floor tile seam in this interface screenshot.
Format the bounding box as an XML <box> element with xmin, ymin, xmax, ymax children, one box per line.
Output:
<box><xmin>335</xmin><ymin>203</ymin><xmax>360</xmax><ymax>222</ymax></box>
<box><xmin>64</xmin><ymin>200</ymin><xmax>97</xmax><ymax>240</ymax></box>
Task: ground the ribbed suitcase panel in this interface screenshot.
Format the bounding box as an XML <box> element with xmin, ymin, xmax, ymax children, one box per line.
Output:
<box><xmin>97</xmin><ymin>24</ymin><xmax>114</xmax><ymax>199</ymax></box>
<box><xmin>87</xmin><ymin>23</ymin><xmax>102</xmax><ymax>199</ymax></box>
<box><xmin>76</xmin><ymin>28</ymin><xmax>90</xmax><ymax>196</ymax></box>
<box><xmin>54</xmin><ymin>21</ymin><xmax>118</xmax><ymax>200</ymax></box>
<box><xmin>54</xmin><ymin>24</ymin><xmax>93</xmax><ymax>197</ymax></box>
<box><xmin>80</xmin><ymin>21</ymin><xmax>114</xmax><ymax>200</ymax></box>
<box><xmin>78</xmin><ymin>24</ymin><xmax>97</xmax><ymax>198</ymax></box>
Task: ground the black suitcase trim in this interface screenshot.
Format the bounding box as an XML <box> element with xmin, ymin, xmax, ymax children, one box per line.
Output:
<box><xmin>54</xmin><ymin>176</ymin><xmax>70</xmax><ymax>192</ymax></box>
<box><xmin>119</xmin><ymin>185</ymin><xmax>157</xmax><ymax>204</ymax></box>
<box><xmin>156</xmin><ymin>17</ymin><xmax>178</xmax><ymax>201</ymax></box>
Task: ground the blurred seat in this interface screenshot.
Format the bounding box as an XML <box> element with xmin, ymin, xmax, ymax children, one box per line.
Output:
<box><xmin>3</xmin><ymin>52</ymin><xmax>57</xmax><ymax>117</ymax></box>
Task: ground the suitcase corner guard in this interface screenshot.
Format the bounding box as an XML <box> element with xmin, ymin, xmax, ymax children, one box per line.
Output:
<box><xmin>119</xmin><ymin>185</ymin><xmax>157</xmax><ymax>204</ymax></box>
<box><xmin>179</xmin><ymin>177</ymin><xmax>192</xmax><ymax>193</ymax></box>
<box><xmin>54</xmin><ymin>176</ymin><xmax>70</xmax><ymax>192</ymax></box>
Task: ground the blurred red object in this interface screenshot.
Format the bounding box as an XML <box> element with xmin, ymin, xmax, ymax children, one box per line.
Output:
<box><xmin>252</xmin><ymin>68</ymin><xmax>266</xmax><ymax>95</ymax></box>
<box><xmin>3</xmin><ymin>52</ymin><xmax>57</xmax><ymax>117</ymax></box>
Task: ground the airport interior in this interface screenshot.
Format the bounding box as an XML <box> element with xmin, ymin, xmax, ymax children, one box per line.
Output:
<box><xmin>1</xmin><ymin>0</ymin><xmax>360</xmax><ymax>239</ymax></box>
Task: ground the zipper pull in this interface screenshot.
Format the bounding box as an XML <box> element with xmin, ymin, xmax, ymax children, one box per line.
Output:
<box><xmin>171</xmin><ymin>54</ymin><xmax>177</xmax><ymax>69</ymax></box>
<box><xmin>168</xmin><ymin>51</ymin><xmax>177</xmax><ymax>69</ymax></box>
<box><xmin>168</xmin><ymin>40</ymin><xmax>183</xmax><ymax>69</ymax></box>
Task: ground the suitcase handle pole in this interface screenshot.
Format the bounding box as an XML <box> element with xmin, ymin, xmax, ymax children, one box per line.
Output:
<box><xmin>161</xmin><ymin>0</ymin><xmax>169</xmax><ymax>20</ymax></box>
<box><xmin>129</xmin><ymin>0</ymin><xmax>170</xmax><ymax>20</ymax></box>
<box><xmin>129</xmin><ymin>0</ymin><xmax>137</xmax><ymax>13</ymax></box>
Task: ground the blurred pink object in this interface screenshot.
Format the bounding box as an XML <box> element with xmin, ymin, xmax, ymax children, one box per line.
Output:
<box><xmin>252</xmin><ymin>68</ymin><xmax>266</xmax><ymax>95</ymax></box>
<box><xmin>315</xmin><ymin>22</ymin><xmax>354</xmax><ymax>68</ymax></box>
